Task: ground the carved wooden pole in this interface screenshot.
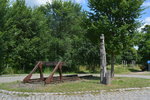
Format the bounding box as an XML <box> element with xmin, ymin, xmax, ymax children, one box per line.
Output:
<box><xmin>100</xmin><ymin>34</ymin><xmax>107</xmax><ymax>84</ymax></box>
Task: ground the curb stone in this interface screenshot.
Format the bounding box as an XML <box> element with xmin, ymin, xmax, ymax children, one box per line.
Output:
<box><xmin>0</xmin><ymin>87</ymin><xmax>150</xmax><ymax>96</ymax></box>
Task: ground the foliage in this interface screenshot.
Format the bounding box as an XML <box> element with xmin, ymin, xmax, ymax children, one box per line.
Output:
<box><xmin>38</xmin><ymin>0</ymin><xmax>87</xmax><ymax>71</ymax></box>
<box><xmin>2</xmin><ymin>0</ymin><xmax>50</xmax><ymax>72</ymax></box>
<box><xmin>0</xmin><ymin>0</ymin><xmax>8</xmax><ymax>31</ymax></box>
<box><xmin>0</xmin><ymin>0</ymin><xmax>147</xmax><ymax>74</ymax></box>
<box><xmin>138</xmin><ymin>25</ymin><xmax>150</xmax><ymax>67</ymax></box>
<box><xmin>121</xmin><ymin>47</ymin><xmax>138</xmax><ymax>64</ymax></box>
<box><xmin>0</xmin><ymin>0</ymin><xmax>9</xmax><ymax>74</ymax></box>
<box><xmin>87</xmin><ymin>0</ymin><xmax>145</xmax><ymax>76</ymax></box>
<box><xmin>2</xmin><ymin>67</ymin><xmax>15</xmax><ymax>74</ymax></box>
<box><xmin>0</xmin><ymin>0</ymin><xmax>87</xmax><ymax>73</ymax></box>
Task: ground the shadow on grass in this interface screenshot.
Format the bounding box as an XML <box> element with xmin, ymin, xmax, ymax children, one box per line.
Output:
<box><xmin>76</xmin><ymin>71</ymin><xmax>90</xmax><ymax>74</ymax></box>
<box><xmin>76</xmin><ymin>71</ymin><xmax>100</xmax><ymax>74</ymax></box>
<box><xmin>80</xmin><ymin>75</ymin><xmax>100</xmax><ymax>81</ymax></box>
<box><xmin>128</xmin><ymin>68</ymin><xmax>142</xmax><ymax>72</ymax></box>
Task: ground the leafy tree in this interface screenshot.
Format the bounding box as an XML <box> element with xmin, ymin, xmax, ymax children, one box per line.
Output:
<box><xmin>121</xmin><ymin>48</ymin><xmax>138</xmax><ymax>64</ymax></box>
<box><xmin>87</xmin><ymin>0</ymin><xmax>144</xmax><ymax>77</ymax></box>
<box><xmin>2</xmin><ymin>0</ymin><xmax>50</xmax><ymax>72</ymax></box>
<box><xmin>138</xmin><ymin>25</ymin><xmax>150</xmax><ymax>67</ymax></box>
<box><xmin>0</xmin><ymin>0</ymin><xmax>8</xmax><ymax>31</ymax></box>
<box><xmin>0</xmin><ymin>0</ymin><xmax>88</xmax><ymax>73</ymax></box>
<box><xmin>39</xmin><ymin>0</ymin><xmax>86</xmax><ymax>71</ymax></box>
<box><xmin>0</xmin><ymin>0</ymin><xmax>9</xmax><ymax>74</ymax></box>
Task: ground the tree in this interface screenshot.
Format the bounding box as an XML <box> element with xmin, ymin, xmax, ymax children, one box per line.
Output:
<box><xmin>1</xmin><ymin>0</ymin><xmax>90</xmax><ymax>73</ymax></box>
<box><xmin>2</xmin><ymin>0</ymin><xmax>50</xmax><ymax>72</ymax></box>
<box><xmin>0</xmin><ymin>0</ymin><xmax>9</xmax><ymax>74</ymax></box>
<box><xmin>121</xmin><ymin>47</ymin><xmax>138</xmax><ymax>64</ymax></box>
<box><xmin>87</xmin><ymin>0</ymin><xmax>144</xmax><ymax>77</ymax></box>
<box><xmin>0</xmin><ymin>0</ymin><xmax>8</xmax><ymax>31</ymax></box>
<box><xmin>138</xmin><ymin>25</ymin><xmax>150</xmax><ymax>67</ymax></box>
<box><xmin>39</xmin><ymin>0</ymin><xmax>87</xmax><ymax>71</ymax></box>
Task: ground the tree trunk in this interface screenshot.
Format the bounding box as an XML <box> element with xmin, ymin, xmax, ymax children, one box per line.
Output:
<box><xmin>100</xmin><ymin>34</ymin><xmax>107</xmax><ymax>84</ymax></box>
<box><xmin>111</xmin><ymin>54</ymin><xmax>115</xmax><ymax>78</ymax></box>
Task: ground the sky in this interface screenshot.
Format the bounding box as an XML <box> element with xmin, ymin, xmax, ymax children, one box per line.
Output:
<box><xmin>11</xmin><ymin>0</ymin><xmax>150</xmax><ymax>28</ymax></box>
<box><xmin>139</xmin><ymin>0</ymin><xmax>150</xmax><ymax>29</ymax></box>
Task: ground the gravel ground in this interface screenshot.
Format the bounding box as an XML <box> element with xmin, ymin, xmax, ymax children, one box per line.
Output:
<box><xmin>0</xmin><ymin>73</ymin><xmax>150</xmax><ymax>100</ymax></box>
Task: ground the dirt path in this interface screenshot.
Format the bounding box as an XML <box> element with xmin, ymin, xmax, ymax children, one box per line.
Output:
<box><xmin>115</xmin><ymin>74</ymin><xmax>150</xmax><ymax>79</ymax></box>
<box><xmin>129</xmin><ymin>71</ymin><xmax>150</xmax><ymax>75</ymax></box>
<box><xmin>0</xmin><ymin>72</ymin><xmax>150</xmax><ymax>83</ymax></box>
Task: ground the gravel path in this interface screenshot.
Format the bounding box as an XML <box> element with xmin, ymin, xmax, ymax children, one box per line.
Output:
<box><xmin>0</xmin><ymin>74</ymin><xmax>39</xmax><ymax>83</ymax></box>
<box><xmin>0</xmin><ymin>73</ymin><xmax>150</xmax><ymax>83</ymax></box>
<box><xmin>115</xmin><ymin>74</ymin><xmax>150</xmax><ymax>79</ymax></box>
<box><xmin>0</xmin><ymin>73</ymin><xmax>150</xmax><ymax>100</ymax></box>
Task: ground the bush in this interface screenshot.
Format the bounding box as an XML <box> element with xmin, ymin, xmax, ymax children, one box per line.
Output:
<box><xmin>2</xmin><ymin>67</ymin><xmax>15</xmax><ymax>74</ymax></box>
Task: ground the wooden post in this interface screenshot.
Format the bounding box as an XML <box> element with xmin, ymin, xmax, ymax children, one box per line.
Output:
<box><xmin>105</xmin><ymin>70</ymin><xmax>111</xmax><ymax>85</ymax></box>
<box><xmin>100</xmin><ymin>34</ymin><xmax>107</xmax><ymax>84</ymax></box>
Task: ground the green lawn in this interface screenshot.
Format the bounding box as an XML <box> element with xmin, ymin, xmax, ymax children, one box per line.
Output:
<box><xmin>114</xmin><ymin>66</ymin><xmax>141</xmax><ymax>74</ymax></box>
<box><xmin>141</xmin><ymin>72</ymin><xmax>150</xmax><ymax>75</ymax></box>
<box><xmin>1</xmin><ymin>65</ymin><xmax>142</xmax><ymax>76</ymax></box>
<box><xmin>0</xmin><ymin>77</ymin><xmax>150</xmax><ymax>93</ymax></box>
<box><xmin>78</xmin><ymin>65</ymin><xmax>142</xmax><ymax>74</ymax></box>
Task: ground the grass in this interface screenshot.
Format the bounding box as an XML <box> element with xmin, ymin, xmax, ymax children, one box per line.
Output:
<box><xmin>76</xmin><ymin>65</ymin><xmax>142</xmax><ymax>74</ymax></box>
<box><xmin>0</xmin><ymin>77</ymin><xmax>150</xmax><ymax>93</ymax></box>
<box><xmin>108</xmin><ymin>65</ymin><xmax>141</xmax><ymax>74</ymax></box>
<box><xmin>1</xmin><ymin>65</ymin><xmax>142</xmax><ymax>76</ymax></box>
<box><xmin>140</xmin><ymin>72</ymin><xmax>150</xmax><ymax>75</ymax></box>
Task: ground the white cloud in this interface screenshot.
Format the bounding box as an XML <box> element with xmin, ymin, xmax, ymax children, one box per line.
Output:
<box><xmin>10</xmin><ymin>0</ymin><xmax>52</xmax><ymax>7</ymax></box>
<box><xmin>25</xmin><ymin>0</ymin><xmax>85</xmax><ymax>7</ymax></box>
<box><xmin>144</xmin><ymin>17</ymin><xmax>150</xmax><ymax>24</ymax></box>
<box><xmin>63</xmin><ymin>0</ymin><xmax>86</xmax><ymax>4</ymax></box>
<box><xmin>138</xmin><ymin>17</ymin><xmax>150</xmax><ymax>32</ymax></box>
<box><xmin>25</xmin><ymin>0</ymin><xmax>52</xmax><ymax>7</ymax></box>
<box><xmin>75</xmin><ymin>0</ymin><xmax>86</xmax><ymax>4</ymax></box>
<box><xmin>35</xmin><ymin>0</ymin><xmax>52</xmax><ymax>5</ymax></box>
<box><xmin>11</xmin><ymin>0</ymin><xmax>86</xmax><ymax>7</ymax></box>
<box><xmin>142</xmin><ymin>2</ymin><xmax>150</xmax><ymax>7</ymax></box>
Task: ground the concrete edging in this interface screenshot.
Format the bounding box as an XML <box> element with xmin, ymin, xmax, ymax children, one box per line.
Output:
<box><xmin>0</xmin><ymin>87</ymin><xmax>150</xmax><ymax>96</ymax></box>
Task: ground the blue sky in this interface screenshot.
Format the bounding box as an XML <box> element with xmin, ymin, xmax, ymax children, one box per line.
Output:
<box><xmin>11</xmin><ymin>0</ymin><xmax>150</xmax><ymax>27</ymax></box>
<box><xmin>140</xmin><ymin>0</ymin><xmax>150</xmax><ymax>29</ymax></box>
